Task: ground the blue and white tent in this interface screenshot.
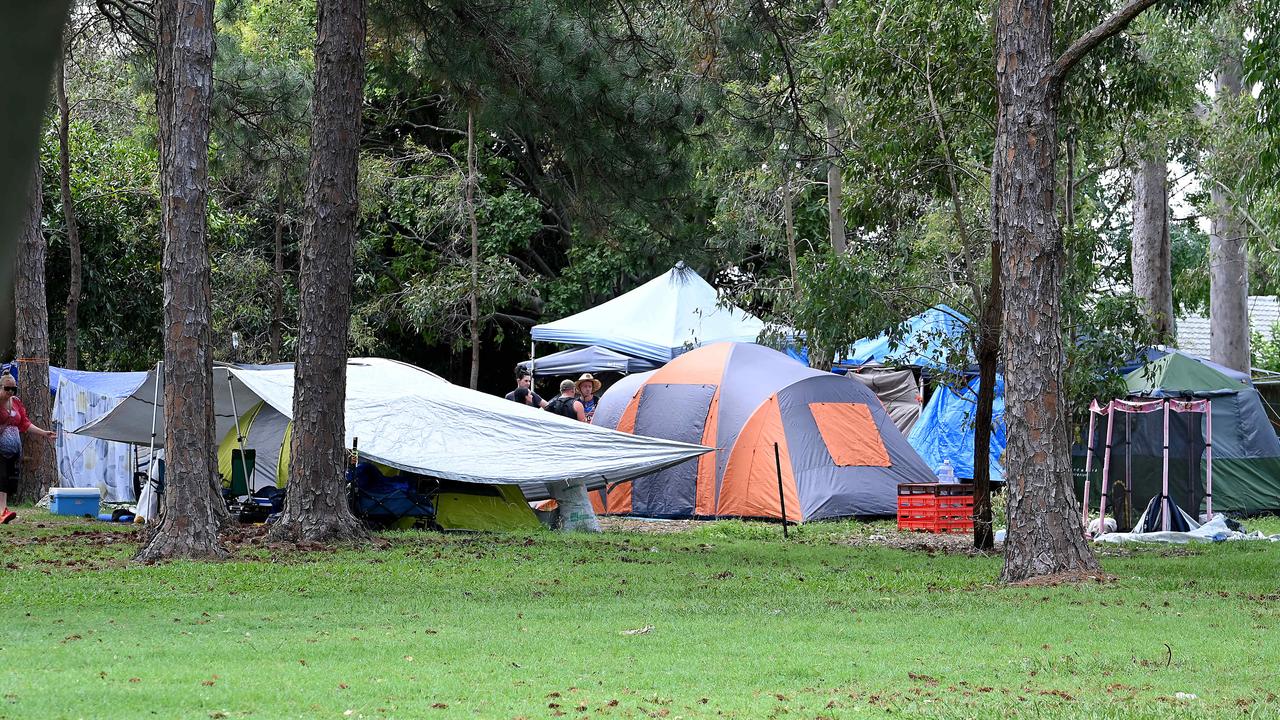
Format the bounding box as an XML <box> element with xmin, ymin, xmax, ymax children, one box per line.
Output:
<box><xmin>531</xmin><ymin>262</ymin><xmax>766</xmax><ymax>363</ymax></box>
<box><xmin>844</xmin><ymin>305</ymin><xmax>971</xmax><ymax>370</ymax></box>
<box><xmin>52</xmin><ymin>368</ymin><xmax>150</xmax><ymax>501</ymax></box>
<box><xmin>907</xmin><ymin>373</ymin><xmax>1006</xmax><ymax>482</ymax></box>
<box><xmin>2</xmin><ymin>362</ymin><xmax>149</xmax><ymax>501</ymax></box>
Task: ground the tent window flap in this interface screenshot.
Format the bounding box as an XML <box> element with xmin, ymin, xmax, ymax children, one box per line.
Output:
<box><xmin>809</xmin><ymin>403</ymin><xmax>891</xmax><ymax>467</ymax></box>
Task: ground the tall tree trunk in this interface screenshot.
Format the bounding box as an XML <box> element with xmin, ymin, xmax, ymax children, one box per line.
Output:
<box><xmin>15</xmin><ymin>162</ymin><xmax>56</xmax><ymax>503</ymax></box>
<box><xmin>1131</xmin><ymin>142</ymin><xmax>1174</xmax><ymax>342</ymax></box>
<box><xmin>271</xmin><ymin>186</ymin><xmax>286</xmax><ymax>361</ymax></box>
<box><xmin>136</xmin><ymin>0</ymin><xmax>226</xmax><ymax>562</ymax></box>
<box><xmin>783</xmin><ymin>167</ymin><xmax>797</xmax><ymax>287</ymax></box>
<box><xmin>57</xmin><ymin>55</ymin><xmax>81</xmax><ymax>371</ymax></box>
<box><xmin>822</xmin><ymin>0</ymin><xmax>846</xmax><ymax>256</ymax></box>
<box><xmin>468</xmin><ymin>107</ymin><xmax>481</xmax><ymax>391</ymax></box>
<box><xmin>268</xmin><ymin>0</ymin><xmax>369</xmax><ymax>544</ymax></box>
<box><xmin>825</xmin><ymin>116</ymin><xmax>847</xmax><ymax>255</ymax></box>
<box><xmin>972</xmin><ymin>235</ymin><xmax>1001</xmax><ymax>551</ymax></box>
<box><xmin>1209</xmin><ymin>46</ymin><xmax>1250</xmax><ymax>373</ymax></box>
<box><xmin>995</xmin><ymin>0</ymin><xmax>1099</xmax><ymax>583</ymax></box>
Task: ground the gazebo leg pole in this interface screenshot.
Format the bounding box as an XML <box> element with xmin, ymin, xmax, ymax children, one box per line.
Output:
<box><xmin>1097</xmin><ymin>403</ymin><xmax>1116</xmax><ymax>536</ymax></box>
<box><xmin>1082</xmin><ymin>408</ymin><xmax>1098</xmax><ymax>528</ymax></box>
<box><xmin>1161</xmin><ymin>399</ymin><xmax>1171</xmax><ymax>532</ymax></box>
<box><xmin>1205</xmin><ymin>400</ymin><xmax>1214</xmax><ymax>519</ymax></box>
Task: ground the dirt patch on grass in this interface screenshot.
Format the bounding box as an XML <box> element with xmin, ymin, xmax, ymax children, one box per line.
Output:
<box><xmin>836</xmin><ymin>530</ymin><xmax>1002</xmax><ymax>555</ymax></box>
<box><xmin>598</xmin><ymin>517</ymin><xmax>703</xmax><ymax>534</ymax></box>
<box><xmin>597</xmin><ymin>516</ymin><xmax>1002</xmax><ymax>554</ymax></box>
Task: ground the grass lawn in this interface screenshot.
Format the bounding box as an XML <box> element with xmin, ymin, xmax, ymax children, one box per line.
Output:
<box><xmin>3</xmin><ymin>510</ymin><xmax>1279</xmax><ymax>720</ymax></box>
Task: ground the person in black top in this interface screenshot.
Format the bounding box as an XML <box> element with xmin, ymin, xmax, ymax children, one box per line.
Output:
<box><xmin>544</xmin><ymin>379</ymin><xmax>586</xmax><ymax>421</ymax></box>
<box><xmin>504</xmin><ymin>369</ymin><xmax>546</xmax><ymax>408</ymax></box>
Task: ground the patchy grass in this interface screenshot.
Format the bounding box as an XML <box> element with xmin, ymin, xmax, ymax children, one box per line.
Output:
<box><xmin>2</xmin><ymin>507</ymin><xmax>1278</xmax><ymax>719</ymax></box>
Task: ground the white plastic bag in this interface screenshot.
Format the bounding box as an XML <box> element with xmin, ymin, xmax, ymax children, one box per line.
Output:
<box><xmin>546</xmin><ymin>481</ymin><xmax>601</xmax><ymax>532</ymax></box>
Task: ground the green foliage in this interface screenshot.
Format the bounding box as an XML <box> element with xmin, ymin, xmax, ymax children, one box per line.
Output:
<box><xmin>41</xmin><ymin>123</ymin><xmax>162</xmax><ymax>371</ymax></box>
<box><xmin>1253</xmin><ymin>322</ymin><xmax>1280</xmax><ymax>372</ymax></box>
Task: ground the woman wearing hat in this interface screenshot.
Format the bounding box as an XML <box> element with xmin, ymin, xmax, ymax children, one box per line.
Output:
<box><xmin>575</xmin><ymin>374</ymin><xmax>603</xmax><ymax>423</ymax></box>
<box><xmin>1</xmin><ymin>373</ymin><xmax>57</xmax><ymax>524</ymax></box>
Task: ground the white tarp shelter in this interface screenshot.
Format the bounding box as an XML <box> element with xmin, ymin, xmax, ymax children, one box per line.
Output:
<box><xmin>531</xmin><ymin>262</ymin><xmax>765</xmax><ymax>363</ymax></box>
<box><xmin>74</xmin><ymin>358</ymin><xmax>711</xmax><ymax>491</ymax></box>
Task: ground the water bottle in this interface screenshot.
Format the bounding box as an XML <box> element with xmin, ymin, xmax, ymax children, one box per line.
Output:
<box><xmin>935</xmin><ymin>459</ymin><xmax>956</xmax><ymax>484</ymax></box>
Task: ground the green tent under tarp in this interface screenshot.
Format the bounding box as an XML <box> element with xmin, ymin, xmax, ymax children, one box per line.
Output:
<box><xmin>1075</xmin><ymin>353</ymin><xmax>1280</xmax><ymax>521</ymax></box>
<box><xmin>434</xmin><ymin>481</ymin><xmax>542</xmax><ymax>532</ymax></box>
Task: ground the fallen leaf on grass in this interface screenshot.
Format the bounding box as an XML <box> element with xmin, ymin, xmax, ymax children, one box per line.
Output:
<box><xmin>908</xmin><ymin>673</ymin><xmax>939</xmax><ymax>686</ymax></box>
<box><xmin>431</xmin><ymin>703</ymin><xmax>448</xmax><ymax>709</ymax></box>
<box><xmin>620</xmin><ymin>625</ymin><xmax>654</xmax><ymax>636</ymax></box>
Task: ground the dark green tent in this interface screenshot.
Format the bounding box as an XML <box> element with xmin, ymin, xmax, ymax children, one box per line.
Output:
<box><xmin>1076</xmin><ymin>353</ymin><xmax>1280</xmax><ymax>524</ymax></box>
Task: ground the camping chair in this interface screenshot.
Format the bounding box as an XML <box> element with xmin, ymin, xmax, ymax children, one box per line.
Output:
<box><xmin>229</xmin><ymin>449</ymin><xmax>256</xmax><ymax>497</ymax></box>
<box><xmin>347</xmin><ymin>462</ymin><xmax>437</xmax><ymax>529</ymax></box>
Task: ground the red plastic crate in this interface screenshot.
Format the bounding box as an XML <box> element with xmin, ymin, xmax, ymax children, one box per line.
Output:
<box><xmin>896</xmin><ymin>483</ymin><xmax>975</xmax><ymax>533</ymax></box>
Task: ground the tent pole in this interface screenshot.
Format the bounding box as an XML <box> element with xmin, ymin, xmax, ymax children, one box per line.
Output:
<box><xmin>1097</xmin><ymin>402</ymin><xmax>1116</xmax><ymax>535</ymax></box>
<box><xmin>146</xmin><ymin>361</ymin><xmax>161</xmax><ymax>495</ymax></box>
<box><xmin>226</xmin><ymin>373</ymin><xmax>252</xmax><ymax>496</ymax></box>
<box><xmin>1205</xmin><ymin>400</ymin><xmax>1214</xmax><ymax>519</ymax></box>
<box><xmin>1161</xmin><ymin>399</ymin><xmax>1171</xmax><ymax>532</ymax></box>
<box><xmin>773</xmin><ymin>442</ymin><xmax>788</xmax><ymax>538</ymax></box>
<box><xmin>1081</xmin><ymin>407</ymin><xmax>1097</xmax><ymax>528</ymax></box>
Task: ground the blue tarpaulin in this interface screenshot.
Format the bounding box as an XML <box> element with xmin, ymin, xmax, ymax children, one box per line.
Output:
<box><xmin>844</xmin><ymin>305</ymin><xmax>970</xmax><ymax>370</ymax></box>
<box><xmin>908</xmin><ymin>374</ymin><xmax>1006</xmax><ymax>482</ymax></box>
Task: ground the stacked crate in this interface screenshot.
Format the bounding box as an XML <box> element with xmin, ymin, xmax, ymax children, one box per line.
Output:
<box><xmin>896</xmin><ymin>483</ymin><xmax>975</xmax><ymax>533</ymax></box>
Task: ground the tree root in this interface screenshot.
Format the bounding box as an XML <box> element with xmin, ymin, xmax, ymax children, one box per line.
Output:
<box><xmin>1005</xmin><ymin>570</ymin><xmax>1114</xmax><ymax>587</ymax></box>
<box><xmin>264</xmin><ymin>512</ymin><xmax>371</xmax><ymax>546</ymax></box>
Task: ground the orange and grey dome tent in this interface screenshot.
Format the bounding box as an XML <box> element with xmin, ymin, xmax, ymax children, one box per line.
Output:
<box><xmin>590</xmin><ymin>342</ymin><xmax>936</xmax><ymax>521</ymax></box>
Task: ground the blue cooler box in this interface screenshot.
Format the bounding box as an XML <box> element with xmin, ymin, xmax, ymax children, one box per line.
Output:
<box><xmin>49</xmin><ymin>488</ymin><xmax>101</xmax><ymax>517</ymax></box>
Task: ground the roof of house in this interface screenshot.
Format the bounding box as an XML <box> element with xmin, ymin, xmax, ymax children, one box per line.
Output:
<box><xmin>1176</xmin><ymin>296</ymin><xmax>1280</xmax><ymax>359</ymax></box>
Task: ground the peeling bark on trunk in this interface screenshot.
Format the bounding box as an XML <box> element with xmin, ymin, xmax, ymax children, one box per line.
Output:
<box><xmin>15</xmin><ymin>162</ymin><xmax>56</xmax><ymax>503</ymax></box>
<box><xmin>1209</xmin><ymin>51</ymin><xmax>1250</xmax><ymax>374</ymax></box>
<box><xmin>271</xmin><ymin>187</ymin><xmax>286</xmax><ymax>361</ymax></box>
<box><xmin>268</xmin><ymin>0</ymin><xmax>369</xmax><ymax>544</ymax></box>
<box><xmin>468</xmin><ymin>108</ymin><xmax>481</xmax><ymax>391</ymax></box>
<box><xmin>57</xmin><ymin>56</ymin><xmax>81</xmax><ymax>371</ymax></box>
<box><xmin>135</xmin><ymin>0</ymin><xmax>227</xmax><ymax>563</ymax></box>
<box><xmin>1131</xmin><ymin>144</ymin><xmax>1174</xmax><ymax>342</ymax></box>
<box><xmin>994</xmin><ymin>0</ymin><xmax>1100</xmax><ymax>582</ymax></box>
<box><xmin>972</xmin><ymin>235</ymin><xmax>1001</xmax><ymax>551</ymax></box>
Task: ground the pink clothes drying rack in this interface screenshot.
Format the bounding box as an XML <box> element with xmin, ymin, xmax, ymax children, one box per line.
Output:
<box><xmin>1081</xmin><ymin>397</ymin><xmax>1214</xmax><ymax>534</ymax></box>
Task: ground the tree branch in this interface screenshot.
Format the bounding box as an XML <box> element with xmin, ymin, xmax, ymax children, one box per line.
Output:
<box><xmin>1047</xmin><ymin>0</ymin><xmax>1163</xmax><ymax>91</ymax></box>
